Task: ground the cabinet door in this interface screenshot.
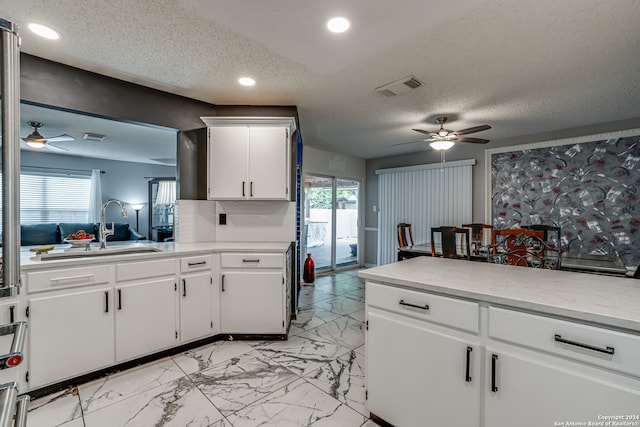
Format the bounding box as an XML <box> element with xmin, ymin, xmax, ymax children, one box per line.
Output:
<box><xmin>367</xmin><ymin>308</ymin><xmax>480</xmax><ymax>427</ymax></box>
<box><xmin>180</xmin><ymin>272</ymin><xmax>212</xmax><ymax>343</ymax></box>
<box><xmin>29</xmin><ymin>288</ymin><xmax>114</xmax><ymax>388</ymax></box>
<box><xmin>208</xmin><ymin>126</ymin><xmax>249</xmax><ymax>200</ymax></box>
<box><xmin>248</xmin><ymin>127</ymin><xmax>288</xmax><ymax>199</ymax></box>
<box><xmin>220</xmin><ymin>271</ymin><xmax>284</xmax><ymax>334</ymax></box>
<box><xmin>115</xmin><ymin>278</ymin><xmax>177</xmax><ymax>362</ymax></box>
<box><xmin>485</xmin><ymin>346</ymin><xmax>640</xmax><ymax>427</ymax></box>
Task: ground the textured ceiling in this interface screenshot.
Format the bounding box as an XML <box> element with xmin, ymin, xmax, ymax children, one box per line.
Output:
<box><xmin>1</xmin><ymin>0</ymin><xmax>640</xmax><ymax>161</ymax></box>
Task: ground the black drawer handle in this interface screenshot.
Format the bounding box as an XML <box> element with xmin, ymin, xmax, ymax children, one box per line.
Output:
<box><xmin>104</xmin><ymin>291</ymin><xmax>109</xmax><ymax>313</ymax></box>
<box><xmin>399</xmin><ymin>299</ymin><xmax>429</xmax><ymax>311</ymax></box>
<box><xmin>491</xmin><ymin>354</ymin><xmax>498</xmax><ymax>392</ymax></box>
<box><xmin>187</xmin><ymin>261</ymin><xmax>207</xmax><ymax>267</ymax></box>
<box><xmin>554</xmin><ymin>334</ymin><xmax>615</xmax><ymax>355</ymax></box>
<box><xmin>221</xmin><ymin>274</ymin><xmax>225</xmax><ymax>292</ymax></box>
<box><xmin>465</xmin><ymin>346</ymin><xmax>473</xmax><ymax>382</ymax></box>
<box><xmin>242</xmin><ymin>259</ymin><xmax>260</xmax><ymax>263</ymax></box>
<box><xmin>182</xmin><ymin>279</ymin><xmax>187</xmax><ymax>297</ymax></box>
<box><xmin>117</xmin><ymin>289</ymin><xmax>122</xmax><ymax>310</ymax></box>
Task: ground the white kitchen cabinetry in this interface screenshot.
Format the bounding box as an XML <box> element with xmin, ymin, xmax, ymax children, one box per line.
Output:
<box><xmin>203</xmin><ymin>117</ymin><xmax>295</xmax><ymax>201</ymax></box>
<box><xmin>114</xmin><ymin>259</ymin><xmax>178</xmax><ymax>362</ymax></box>
<box><xmin>485</xmin><ymin>306</ymin><xmax>640</xmax><ymax>426</ymax></box>
<box><xmin>220</xmin><ymin>252</ymin><xmax>287</xmax><ymax>334</ymax></box>
<box><xmin>366</xmin><ymin>282</ymin><xmax>481</xmax><ymax>426</ymax></box>
<box><xmin>365</xmin><ymin>280</ymin><xmax>640</xmax><ymax>427</ymax></box>
<box><xmin>28</xmin><ymin>287</ymin><xmax>114</xmax><ymax>388</ymax></box>
<box><xmin>179</xmin><ymin>254</ymin><xmax>216</xmax><ymax>343</ymax></box>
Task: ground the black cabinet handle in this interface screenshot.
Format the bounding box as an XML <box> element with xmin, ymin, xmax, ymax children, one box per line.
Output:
<box><xmin>182</xmin><ymin>279</ymin><xmax>187</xmax><ymax>297</ymax></box>
<box><xmin>554</xmin><ymin>334</ymin><xmax>615</xmax><ymax>355</ymax></box>
<box><xmin>465</xmin><ymin>346</ymin><xmax>473</xmax><ymax>382</ymax></box>
<box><xmin>250</xmin><ymin>181</ymin><xmax>254</xmax><ymax>197</ymax></box>
<box><xmin>104</xmin><ymin>291</ymin><xmax>109</xmax><ymax>313</ymax></box>
<box><xmin>242</xmin><ymin>181</ymin><xmax>246</xmax><ymax>197</ymax></box>
<box><xmin>9</xmin><ymin>305</ymin><xmax>15</xmax><ymax>323</ymax></box>
<box><xmin>187</xmin><ymin>261</ymin><xmax>207</xmax><ymax>267</ymax></box>
<box><xmin>242</xmin><ymin>259</ymin><xmax>260</xmax><ymax>263</ymax></box>
<box><xmin>117</xmin><ymin>289</ymin><xmax>122</xmax><ymax>310</ymax></box>
<box><xmin>491</xmin><ymin>354</ymin><xmax>498</xmax><ymax>392</ymax></box>
<box><xmin>398</xmin><ymin>299</ymin><xmax>429</xmax><ymax>311</ymax></box>
<box><xmin>221</xmin><ymin>275</ymin><xmax>225</xmax><ymax>292</ymax></box>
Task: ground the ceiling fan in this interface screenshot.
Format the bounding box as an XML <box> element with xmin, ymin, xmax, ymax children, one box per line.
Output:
<box><xmin>412</xmin><ymin>116</ymin><xmax>491</xmax><ymax>150</ymax></box>
<box><xmin>21</xmin><ymin>121</ymin><xmax>74</xmax><ymax>150</ymax></box>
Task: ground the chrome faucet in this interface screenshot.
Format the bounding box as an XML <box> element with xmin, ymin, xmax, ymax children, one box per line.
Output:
<box><xmin>100</xmin><ymin>199</ymin><xmax>128</xmax><ymax>249</ymax></box>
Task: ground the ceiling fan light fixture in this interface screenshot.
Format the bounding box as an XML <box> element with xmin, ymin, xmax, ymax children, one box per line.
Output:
<box><xmin>26</xmin><ymin>140</ymin><xmax>47</xmax><ymax>149</ymax></box>
<box><xmin>429</xmin><ymin>140</ymin><xmax>455</xmax><ymax>151</ymax></box>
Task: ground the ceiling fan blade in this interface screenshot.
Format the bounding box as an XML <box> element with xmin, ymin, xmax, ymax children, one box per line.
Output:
<box><xmin>455</xmin><ymin>136</ymin><xmax>490</xmax><ymax>144</ymax></box>
<box><xmin>46</xmin><ymin>143</ymin><xmax>70</xmax><ymax>151</ymax></box>
<box><xmin>46</xmin><ymin>134</ymin><xmax>75</xmax><ymax>142</ymax></box>
<box><xmin>412</xmin><ymin>128</ymin><xmax>433</xmax><ymax>135</ymax></box>
<box><xmin>455</xmin><ymin>125</ymin><xmax>491</xmax><ymax>135</ymax></box>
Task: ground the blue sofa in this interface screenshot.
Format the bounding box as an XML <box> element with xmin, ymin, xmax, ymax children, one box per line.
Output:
<box><xmin>20</xmin><ymin>222</ymin><xmax>145</xmax><ymax>246</ymax></box>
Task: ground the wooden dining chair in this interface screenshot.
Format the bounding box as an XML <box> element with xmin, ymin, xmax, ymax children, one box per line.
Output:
<box><xmin>488</xmin><ymin>229</ymin><xmax>560</xmax><ymax>269</ymax></box>
<box><xmin>431</xmin><ymin>226</ymin><xmax>471</xmax><ymax>260</ymax></box>
<box><xmin>461</xmin><ymin>223</ymin><xmax>493</xmax><ymax>256</ymax></box>
<box><xmin>397</xmin><ymin>223</ymin><xmax>414</xmax><ymax>248</ymax></box>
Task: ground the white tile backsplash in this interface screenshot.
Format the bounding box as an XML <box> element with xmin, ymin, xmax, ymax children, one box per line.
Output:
<box><xmin>175</xmin><ymin>199</ymin><xmax>295</xmax><ymax>243</ymax></box>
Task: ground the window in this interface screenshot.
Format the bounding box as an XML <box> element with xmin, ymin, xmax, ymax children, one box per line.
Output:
<box><xmin>0</xmin><ymin>172</ymin><xmax>91</xmax><ymax>232</ymax></box>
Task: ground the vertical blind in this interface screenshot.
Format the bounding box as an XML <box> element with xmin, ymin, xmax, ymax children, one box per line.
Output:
<box><xmin>0</xmin><ymin>173</ymin><xmax>91</xmax><ymax>233</ymax></box>
<box><xmin>376</xmin><ymin>160</ymin><xmax>474</xmax><ymax>265</ymax></box>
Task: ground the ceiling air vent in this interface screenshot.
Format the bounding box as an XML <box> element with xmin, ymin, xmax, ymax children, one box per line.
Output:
<box><xmin>82</xmin><ymin>133</ymin><xmax>106</xmax><ymax>142</ymax></box>
<box><xmin>375</xmin><ymin>75</ymin><xmax>423</xmax><ymax>96</ymax></box>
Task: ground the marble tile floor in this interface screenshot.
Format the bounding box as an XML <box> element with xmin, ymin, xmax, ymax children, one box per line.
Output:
<box><xmin>26</xmin><ymin>269</ymin><xmax>380</xmax><ymax>427</ymax></box>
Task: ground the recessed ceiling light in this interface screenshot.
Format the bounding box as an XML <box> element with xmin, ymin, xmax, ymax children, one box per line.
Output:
<box><xmin>327</xmin><ymin>17</ymin><xmax>350</xmax><ymax>33</ymax></box>
<box><xmin>27</xmin><ymin>22</ymin><xmax>61</xmax><ymax>40</ymax></box>
<box><xmin>238</xmin><ymin>77</ymin><xmax>256</xmax><ymax>87</ymax></box>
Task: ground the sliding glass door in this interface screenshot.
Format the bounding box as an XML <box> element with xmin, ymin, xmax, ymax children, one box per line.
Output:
<box><xmin>304</xmin><ymin>174</ymin><xmax>360</xmax><ymax>272</ymax></box>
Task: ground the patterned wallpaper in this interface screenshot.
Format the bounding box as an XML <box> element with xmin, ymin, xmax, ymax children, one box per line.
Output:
<box><xmin>491</xmin><ymin>135</ymin><xmax>640</xmax><ymax>268</ymax></box>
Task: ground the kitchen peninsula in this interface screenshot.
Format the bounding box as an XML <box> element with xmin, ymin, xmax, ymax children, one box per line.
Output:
<box><xmin>360</xmin><ymin>257</ymin><xmax>640</xmax><ymax>427</ymax></box>
<box><xmin>7</xmin><ymin>241</ymin><xmax>293</xmax><ymax>396</ymax></box>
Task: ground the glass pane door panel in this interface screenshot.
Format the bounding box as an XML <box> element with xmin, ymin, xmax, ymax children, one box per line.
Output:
<box><xmin>304</xmin><ymin>175</ymin><xmax>333</xmax><ymax>270</ymax></box>
<box><xmin>336</xmin><ymin>179</ymin><xmax>359</xmax><ymax>267</ymax></box>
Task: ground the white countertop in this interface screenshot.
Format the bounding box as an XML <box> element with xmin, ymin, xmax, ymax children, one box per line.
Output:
<box><xmin>359</xmin><ymin>257</ymin><xmax>640</xmax><ymax>333</ymax></box>
<box><xmin>19</xmin><ymin>240</ymin><xmax>293</xmax><ymax>270</ymax></box>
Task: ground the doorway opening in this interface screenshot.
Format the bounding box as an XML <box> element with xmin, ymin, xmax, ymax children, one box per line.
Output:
<box><xmin>303</xmin><ymin>175</ymin><xmax>360</xmax><ymax>272</ymax></box>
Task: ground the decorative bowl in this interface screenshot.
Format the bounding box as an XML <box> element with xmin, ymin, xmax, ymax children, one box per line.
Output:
<box><xmin>63</xmin><ymin>237</ymin><xmax>94</xmax><ymax>248</ymax></box>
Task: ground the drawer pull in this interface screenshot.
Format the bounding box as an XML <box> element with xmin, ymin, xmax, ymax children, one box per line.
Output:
<box><xmin>242</xmin><ymin>259</ymin><xmax>260</xmax><ymax>263</ymax></box>
<box><xmin>187</xmin><ymin>261</ymin><xmax>207</xmax><ymax>267</ymax></box>
<box><xmin>398</xmin><ymin>299</ymin><xmax>429</xmax><ymax>311</ymax></box>
<box><xmin>554</xmin><ymin>334</ymin><xmax>615</xmax><ymax>355</ymax></box>
<box><xmin>50</xmin><ymin>274</ymin><xmax>94</xmax><ymax>285</ymax></box>
<box><xmin>117</xmin><ymin>289</ymin><xmax>122</xmax><ymax>310</ymax></box>
<box><xmin>491</xmin><ymin>354</ymin><xmax>498</xmax><ymax>392</ymax></box>
<box><xmin>221</xmin><ymin>274</ymin><xmax>225</xmax><ymax>292</ymax></box>
<box><xmin>105</xmin><ymin>291</ymin><xmax>109</xmax><ymax>313</ymax></box>
<box><xmin>242</xmin><ymin>181</ymin><xmax>246</xmax><ymax>197</ymax></box>
<box><xmin>465</xmin><ymin>346</ymin><xmax>472</xmax><ymax>382</ymax></box>
<box><xmin>182</xmin><ymin>279</ymin><xmax>187</xmax><ymax>297</ymax></box>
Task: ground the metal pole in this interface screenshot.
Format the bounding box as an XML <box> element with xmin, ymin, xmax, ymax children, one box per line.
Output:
<box><xmin>1</xmin><ymin>18</ymin><xmax>21</xmax><ymax>297</ymax></box>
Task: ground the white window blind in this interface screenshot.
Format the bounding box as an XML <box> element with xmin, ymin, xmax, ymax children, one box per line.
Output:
<box><xmin>0</xmin><ymin>173</ymin><xmax>91</xmax><ymax>233</ymax></box>
<box><xmin>376</xmin><ymin>160</ymin><xmax>474</xmax><ymax>265</ymax></box>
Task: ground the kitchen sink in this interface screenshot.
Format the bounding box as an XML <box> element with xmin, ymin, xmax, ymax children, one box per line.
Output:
<box><xmin>38</xmin><ymin>245</ymin><xmax>162</xmax><ymax>261</ymax></box>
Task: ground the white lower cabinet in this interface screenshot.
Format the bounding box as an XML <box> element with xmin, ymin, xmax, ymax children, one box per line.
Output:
<box><xmin>114</xmin><ymin>278</ymin><xmax>177</xmax><ymax>362</ymax></box>
<box><xmin>365</xmin><ymin>281</ymin><xmax>640</xmax><ymax>427</ymax></box>
<box><xmin>220</xmin><ymin>271</ymin><xmax>284</xmax><ymax>334</ymax></box>
<box><xmin>29</xmin><ymin>287</ymin><xmax>114</xmax><ymax>388</ymax></box>
<box><xmin>180</xmin><ymin>272</ymin><xmax>213</xmax><ymax>342</ymax></box>
<box><xmin>367</xmin><ymin>308</ymin><xmax>480</xmax><ymax>426</ymax></box>
<box><xmin>484</xmin><ymin>344</ymin><xmax>640</xmax><ymax>427</ymax></box>
<box><xmin>219</xmin><ymin>252</ymin><xmax>287</xmax><ymax>335</ymax></box>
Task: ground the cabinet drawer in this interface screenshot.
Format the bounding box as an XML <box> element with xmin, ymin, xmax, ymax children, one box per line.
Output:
<box><xmin>220</xmin><ymin>253</ymin><xmax>283</xmax><ymax>269</ymax></box>
<box><xmin>488</xmin><ymin>306</ymin><xmax>640</xmax><ymax>377</ymax></box>
<box><xmin>116</xmin><ymin>258</ymin><xmax>176</xmax><ymax>282</ymax></box>
<box><xmin>180</xmin><ymin>255</ymin><xmax>213</xmax><ymax>273</ymax></box>
<box><xmin>27</xmin><ymin>265</ymin><xmax>111</xmax><ymax>293</ymax></box>
<box><xmin>366</xmin><ymin>281</ymin><xmax>479</xmax><ymax>334</ymax></box>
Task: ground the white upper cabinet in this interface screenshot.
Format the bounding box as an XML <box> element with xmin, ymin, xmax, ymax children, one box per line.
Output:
<box><xmin>203</xmin><ymin>117</ymin><xmax>295</xmax><ymax>201</ymax></box>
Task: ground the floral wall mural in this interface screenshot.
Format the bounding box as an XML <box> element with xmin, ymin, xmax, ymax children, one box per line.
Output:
<box><xmin>491</xmin><ymin>134</ymin><xmax>640</xmax><ymax>268</ymax></box>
